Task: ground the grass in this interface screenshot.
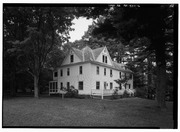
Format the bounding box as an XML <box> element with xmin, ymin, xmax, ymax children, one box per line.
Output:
<box><xmin>3</xmin><ymin>97</ymin><xmax>174</xmax><ymax>128</ymax></box>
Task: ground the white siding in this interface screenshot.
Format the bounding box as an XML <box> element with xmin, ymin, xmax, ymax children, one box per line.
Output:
<box><xmin>61</xmin><ymin>50</ymin><xmax>81</xmax><ymax>66</ymax></box>
<box><xmin>90</xmin><ymin>64</ymin><xmax>133</xmax><ymax>92</ymax></box>
<box><xmin>55</xmin><ymin>63</ymin><xmax>133</xmax><ymax>95</ymax></box>
<box><xmin>57</xmin><ymin>63</ymin><xmax>92</xmax><ymax>95</ymax></box>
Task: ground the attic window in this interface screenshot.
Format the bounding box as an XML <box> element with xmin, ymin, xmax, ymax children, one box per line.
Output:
<box><xmin>70</xmin><ymin>54</ymin><xmax>74</xmax><ymax>63</ymax></box>
<box><xmin>102</xmin><ymin>55</ymin><xmax>108</xmax><ymax>63</ymax></box>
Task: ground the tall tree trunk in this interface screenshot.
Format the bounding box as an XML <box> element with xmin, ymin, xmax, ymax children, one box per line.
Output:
<box><xmin>155</xmin><ymin>41</ymin><xmax>167</xmax><ymax>109</ymax></box>
<box><xmin>147</xmin><ymin>57</ymin><xmax>152</xmax><ymax>99</ymax></box>
<box><xmin>34</xmin><ymin>57</ymin><xmax>40</xmax><ymax>98</ymax></box>
<box><xmin>34</xmin><ymin>75</ymin><xmax>39</xmax><ymax>98</ymax></box>
<box><xmin>10</xmin><ymin>69</ymin><xmax>16</xmax><ymax>97</ymax></box>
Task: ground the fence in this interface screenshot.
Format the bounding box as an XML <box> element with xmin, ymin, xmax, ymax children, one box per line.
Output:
<box><xmin>91</xmin><ymin>89</ymin><xmax>114</xmax><ymax>99</ymax></box>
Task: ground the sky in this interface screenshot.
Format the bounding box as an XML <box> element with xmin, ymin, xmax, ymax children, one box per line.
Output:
<box><xmin>69</xmin><ymin>17</ymin><xmax>93</xmax><ymax>42</ymax></box>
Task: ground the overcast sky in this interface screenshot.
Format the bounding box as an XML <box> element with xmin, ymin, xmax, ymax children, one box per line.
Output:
<box><xmin>69</xmin><ymin>17</ymin><xmax>93</xmax><ymax>42</ymax></box>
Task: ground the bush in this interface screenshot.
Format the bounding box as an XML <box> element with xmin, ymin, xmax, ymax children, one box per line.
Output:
<box><xmin>123</xmin><ymin>89</ymin><xmax>129</xmax><ymax>98</ymax></box>
<box><xmin>135</xmin><ymin>87</ymin><xmax>146</xmax><ymax>98</ymax></box>
<box><xmin>64</xmin><ymin>85</ymin><xmax>79</xmax><ymax>98</ymax></box>
<box><xmin>112</xmin><ymin>87</ymin><xmax>119</xmax><ymax>99</ymax></box>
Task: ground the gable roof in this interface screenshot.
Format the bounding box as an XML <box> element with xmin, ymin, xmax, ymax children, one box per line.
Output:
<box><xmin>62</xmin><ymin>46</ymin><xmax>132</xmax><ymax>73</ymax></box>
<box><xmin>72</xmin><ymin>47</ymin><xmax>83</xmax><ymax>61</ymax></box>
<box><xmin>93</xmin><ymin>47</ymin><xmax>105</xmax><ymax>59</ymax></box>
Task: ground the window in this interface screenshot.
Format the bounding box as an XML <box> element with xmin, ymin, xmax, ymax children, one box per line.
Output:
<box><xmin>60</xmin><ymin>82</ymin><xmax>63</xmax><ymax>90</ymax></box>
<box><xmin>70</xmin><ymin>54</ymin><xmax>74</xmax><ymax>63</ymax></box>
<box><xmin>110</xmin><ymin>82</ymin><xmax>113</xmax><ymax>89</ymax></box>
<box><xmin>125</xmin><ymin>84</ymin><xmax>131</xmax><ymax>89</ymax></box>
<box><xmin>49</xmin><ymin>81</ymin><xmax>58</xmax><ymax>93</ymax></box>
<box><xmin>110</xmin><ymin>69</ymin><xmax>113</xmax><ymax>77</ymax></box>
<box><xmin>54</xmin><ymin>72</ymin><xmax>58</xmax><ymax>77</ymax></box>
<box><xmin>79</xmin><ymin>66</ymin><xmax>83</xmax><ymax>74</ymax></box>
<box><xmin>67</xmin><ymin>68</ymin><xmax>70</xmax><ymax>76</ymax></box>
<box><xmin>102</xmin><ymin>55</ymin><xmax>104</xmax><ymax>63</ymax></box>
<box><xmin>79</xmin><ymin>81</ymin><xmax>83</xmax><ymax>90</ymax></box>
<box><xmin>60</xmin><ymin>69</ymin><xmax>63</xmax><ymax>77</ymax></box>
<box><xmin>119</xmin><ymin>72</ymin><xmax>121</xmax><ymax>78</ymax></box>
<box><xmin>67</xmin><ymin>82</ymin><xmax>70</xmax><ymax>89</ymax></box>
<box><xmin>96</xmin><ymin>81</ymin><xmax>100</xmax><ymax>90</ymax></box>
<box><xmin>105</xmin><ymin>56</ymin><xmax>107</xmax><ymax>63</ymax></box>
<box><xmin>102</xmin><ymin>55</ymin><xmax>107</xmax><ymax>63</ymax></box>
<box><xmin>104</xmin><ymin>82</ymin><xmax>107</xmax><ymax>89</ymax></box>
<box><xmin>104</xmin><ymin>68</ymin><xmax>106</xmax><ymax>76</ymax></box>
<box><xmin>97</xmin><ymin>66</ymin><xmax>99</xmax><ymax>75</ymax></box>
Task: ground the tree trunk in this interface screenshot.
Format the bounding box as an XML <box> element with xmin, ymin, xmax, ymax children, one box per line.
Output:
<box><xmin>155</xmin><ymin>42</ymin><xmax>167</xmax><ymax>109</ymax></box>
<box><xmin>10</xmin><ymin>70</ymin><xmax>16</xmax><ymax>97</ymax></box>
<box><xmin>147</xmin><ymin>57</ymin><xmax>152</xmax><ymax>99</ymax></box>
<box><xmin>156</xmin><ymin>65</ymin><xmax>167</xmax><ymax>109</ymax></box>
<box><xmin>34</xmin><ymin>75</ymin><xmax>39</xmax><ymax>98</ymax></box>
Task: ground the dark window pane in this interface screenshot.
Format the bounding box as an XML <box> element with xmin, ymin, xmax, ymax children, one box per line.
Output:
<box><xmin>61</xmin><ymin>69</ymin><xmax>63</xmax><ymax>76</ymax></box>
<box><xmin>79</xmin><ymin>81</ymin><xmax>83</xmax><ymax>90</ymax></box>
<box><xmin>79</xmin><ymin>66</ymin><xmax>83</xmax><ymax>74</ymax></box>
<box><xmin>96</xmin><ymin>81</ymin><xmax>100</xmax><ymax>90</ymax></box>
<box><xmin>97</xmin><ymin>66</ymin><xmax>99</xmax><ymax>75</ymax></box>
<box><xmin>54</xmin><ymin>72</ymin><xmax>58</xmax><ymax>77</ymax></box>
<box><xmin>70</xmin><ymin>54</ymin><xmax>74</xmax><ymax>62</ymax></box>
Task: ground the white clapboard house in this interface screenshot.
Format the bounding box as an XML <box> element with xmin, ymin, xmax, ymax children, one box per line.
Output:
<box><xmin>49</xmin><ymin>46</ymin><xmax>134</xmax><ymax>98</ymax></box>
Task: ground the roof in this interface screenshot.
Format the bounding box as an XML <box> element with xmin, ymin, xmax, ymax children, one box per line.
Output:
<box><xmin>62</xmin><ymin>46</ymin><xmax>133</xmax><ymax>73</ymax></box>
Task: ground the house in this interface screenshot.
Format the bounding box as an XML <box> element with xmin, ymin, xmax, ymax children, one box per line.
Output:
<box><xmin>49</xmin><ymin>46</ymin><xmax>133</xmax><ymax>97</ymax></box>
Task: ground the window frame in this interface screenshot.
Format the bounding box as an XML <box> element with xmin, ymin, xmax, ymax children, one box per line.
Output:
<box><xmin>60</xmin><ymin>69</ymin><xmax>63</xmax><ymax>77</ymax></box>
<box><xmin>96</xmin><ymin>81</ymin><xmax>100</xmax><ymax>90</ymax></box>
<box><xmin>96</xmin><ymin>66</ymin><xmax>99</xmax><ymax>75</ymax></box>
<box><xmin>105</xmin><ymin>56</ymin><xmax>107</xmax><ymax>63</ymax></box>
<box><xmin>67</xmin><ymin>68</ymin><xmax>70</xmax><ymax>76</ymax></box>
<box><xmin>54</xmin><ymin>71</ymin><xmax>58</xmax><ymax>77</ymax></box>
<box><xmin>110</xmin><ymin>69</ymin><xmax>113</xmax><ymax>77</ymax></box>
<box><xmin>70</xmin><ymin>54</ymin><xmax>74</xmax><ymax>63</ymax></box>
<box><xmin>104</xmin><ymin>68</ymin><xmax>106</xmax><ymax>76</ymax></box>
<box><xmin>119</xmin><ymin>72</ymin><xmax>121</xmax><ymax>78</ymax></box>
<box><xmin>79</xmin><ymin>66</ymin><xmax>83</xmax><ymax>74</ymax></box>
<box><xmin>67</xmin><ymin>82</ymin><xmax>70</xmax><ymax>89</ymax></box>
<box><xmin>78</xmin><ymin>81</ymin><xmax>83</xmax><ymax>90</ymax></box>
<box><xmin>110</xmin><ymin>82</ymin><xmax>113</xmax><ymax>89</ymax></box>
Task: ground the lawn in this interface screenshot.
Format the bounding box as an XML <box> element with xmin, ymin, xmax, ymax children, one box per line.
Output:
<box><xmin>3</xmin><ymin>97</ymin><xmax>174</xmax><ymax>128</ymax></box>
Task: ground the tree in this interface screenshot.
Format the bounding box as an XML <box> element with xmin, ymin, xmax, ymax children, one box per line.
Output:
<box><xmin>80</xmin><ymin>4</ymin><xmax>175</xmax><ymax>109</ymax></box>
<box><xmin>4</xmin><ymin>6</ymin><xmax>76</xmax><ymax>98</ymax></box>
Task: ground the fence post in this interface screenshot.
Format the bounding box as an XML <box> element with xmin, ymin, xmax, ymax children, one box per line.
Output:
<box><xmin>101</xmin><ymin>88</ymin><xmax>103</xmax><ymax>100</ymax></box>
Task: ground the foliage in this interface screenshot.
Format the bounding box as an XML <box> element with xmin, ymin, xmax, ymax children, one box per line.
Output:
<box><xmin>3</xmin><ymin>6</ymin><xmax>78</xmax><ymax>97</ymax></box>
<box><xmin>64</xmin><ymin>85</ymin><xmax>79</xmax><ymax>98</ymax></box>
<box><xmin>114</xmin><ymin>74</ymin><xmax>130</xmax><ymax>90</ymax></box>
<box><xmin>112</xmin><ymin>88</ymin><xmax>119</xmax><ymax>99</ymax></box>
<box><xmin>79</xmin><ymin>4</ymin><xmax>175</xmax><ymax>109</ymax></box>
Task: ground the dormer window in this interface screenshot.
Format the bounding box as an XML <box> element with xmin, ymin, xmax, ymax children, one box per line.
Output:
<box><xmin>102</xmin><ymin>55</ymin><xmax>107</xmax><ymax>64</ymax></box>
<box><xmin>70</xmin><ymin>54</ymin><xmax>74</xmax><ymax>63</ymax></box>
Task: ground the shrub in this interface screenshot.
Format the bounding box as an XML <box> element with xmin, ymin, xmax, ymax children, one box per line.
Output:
<box><xmin>123</xmin><ymin>89</ymin><xmax>129</xmax><ymax>98</ymax></box>
<box><xmin>112</xmin><ymin>87</ymin><xmax>119</xmax><ymax>99</ymax></box>
<box><xmin>65</xmin><ymin>85</ymin><xmax>79</xmax><ymax>98</ymax></box>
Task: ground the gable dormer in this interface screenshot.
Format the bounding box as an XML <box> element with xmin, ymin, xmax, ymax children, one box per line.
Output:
<box><xmin>95</xmin><ymin>47</ymin><xmax>113</xmax><ymax>66</ymax></box>
<box><xmin>61</xmin><ymin>49</ymin><xmax>82</xmax><ymax>66</ymax></box>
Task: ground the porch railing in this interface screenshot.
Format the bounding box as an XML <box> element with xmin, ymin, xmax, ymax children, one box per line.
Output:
<box><xmin>91</xmin><ymin>89</ymin><xmax>114</xmax><ymax>99</ymax></box>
